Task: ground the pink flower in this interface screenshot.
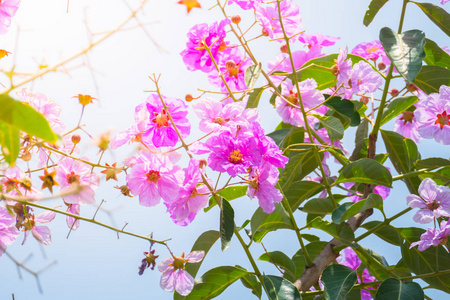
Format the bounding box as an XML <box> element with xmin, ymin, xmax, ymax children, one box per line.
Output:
<box><xmin>159</xmin><ymin>251</ymin><xmax>205</xmax><ymax>296</ymax></box>
<box><xmin>255</xmin><ymin>0</ymin><xmax>302</xmax><ymax>42</ymax></box>
<box><xmin>334</xmin><ymin>48</ymin><xmax>352</xmax><ymax>88</ymax></box>
<box><xmin>298</xmin><ymin>33</ymin><xmax>339</xmax><ymax>48</ymax></box>
<box><xmin>20</xmin><ymin>208</ymin><xmax>56</xmax><ymax>245</ymax></box>
<box><xmin>126</xmin><ymin>151</ymin><xmax>181</xmax><ymax>207</ymax></box>
<box><xmin>181</xmin><ymin>19</ymin><xmax>231</xmax><ymax>73</ymax></box>
<box><xmin>275</xmin><ymin>79</ymin><xmax>327</xmax><ymax>127</ymax></box>
<box><xmin>0</xmin><ymin>205</ymin><xmax>19</xmax><ymax>255</ymax></box>
<box><xmin>143</xmin><ymin>94</ymin><xmax>190</xmax><ymax>148</ymax></box>
<box><xmin>247</xmin><ymin>162</ymin><xmax>283</xmax><ymax>214</ymax></box>
<box><xmin>393</xmin><ymin>109</ymin><xmax>422</xmax><ymax>143</ymax></box>
<box><xmin>415</xmin><ymin>85</ymin><xmax>450</xmax><ymax>145</ymax></box>
<box><xmin>208</xmin><ymin>48</ymin><xmax>252</xmax><ymax>92</ymax></box>
<box><xmin>56</xmin><ymin>157</ymin><xmax>99</xmax><ymax>205</ymax></box>
<box><xmin>228</xmin><ymin>0</ymin><xmax>264</xmax><ymax>10</ymax></box>
<box><xmin>166</xmin><ymin>159</ymin><xmax>211</xmax><ymax>226</ymax></box>
<box><xmin>351</xmin><ymin>40</ymin><xmax>389</xmax><ymax>64</ymax></box>
<box><xmin>350</xmin><ymin>61</ymin><xmax>383</xmax><ymax>94</ymax></box>
<box><xmin>192</xmin><ymin>98</ymin><xmax>245</xmax><ymax>133</ymax></box>
<box><xmin>66</xmin><ymin>204</ymin><xmax>80</xmax><ymax>230</ymax></box>
<box><xmin>0</xmin><ymin>0</ymin><xmax>20</xmax><ymax>34</ymax></box>
<box><xmin>407</xmin><ymin>178</ymin><xmax>450</xmax><ymax>223</ymax></box>
<box><xmin>440</xmin><ymin>0</ymin><xmax>449</xmax><ymax>5</ymax></box>
<box><xmin>410</xmin><ymin>219</ymin><xmax>450</xmax><ymax>251</ymax></box>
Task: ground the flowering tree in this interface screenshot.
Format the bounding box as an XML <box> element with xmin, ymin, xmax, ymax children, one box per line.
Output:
<box><xmin>2</xmin><ymin>0</ymin><xmax>450</xmax><ymax>299</ymax></box>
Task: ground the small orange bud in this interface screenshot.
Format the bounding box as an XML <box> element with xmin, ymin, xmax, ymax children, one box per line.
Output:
<box><xmin>73</xmin><ymin>94</ymin><xmax>97</xmax><ymax>107</ymax></box>
<box><xmin>331</xmin><ymin>64</ymin><xmax>339</xmax><ymax>76</ymax></box>
<box><xmin>185</xmin><ymin>94</ymin><xmax>194</xmax><ymax>102</ymax></box>
<box><xmin>21</xmin><ymin>151</ymin><xmax>32</xmax><ymax>162</ymax></box>
<box><xmin>71</xmin><ymin>134</ymin><xmax>81</xmax><ymax>144</ymax></box>
<box><xmin>406</xmin><ymin>83</ymin><xmax>417</xmax><ymax>93</ymax></box>
<box><xmin>360</xmin><ymin>96</ymin><xmax>369</xmax><ymax>105</ymax></box>
<box><xmin>280</xmin><ymin>44</ymin><xmax>288</xmax><ymax>54</ymax></box>
<box><xmin>390</xmin><ymin>88</ymin><xmax>399</xmax><ymax>97</ymax></box>
<box><xmin>262</xmin><ymin>28</ymin><xmax>269</xmax><ymax>37</ymax></box>
<box><xmin>231</xmin><ymin>15</ymin><xmax>241</xmax><ymax>24</ymax></box>
<box><xmin>378</xmin><ymin>62</ymin><xmax>386</xmax><ymax>71</ymax></box>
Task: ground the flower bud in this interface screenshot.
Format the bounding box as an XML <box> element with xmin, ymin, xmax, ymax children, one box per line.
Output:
<box><xmin>390</xmin><ymin>88</ymin><xmax>399</xmax><ymax>97</ymax></box>
<box><xmin>72</xmin><ymin>134</ymin><xmax>81</xmax><ymax>144</ymax></box>
<box><xmin>378</xmin><ymin>62</ymin><xmax>386</xmax><ymax>71</ymax></box>
<box><xmin>331</xmin><ymin>64</ymin><xmax>339</xmax><ymax>76</ymax></box>
<box><xmin>262</xmin><ymin>28</ymin><xmax>269</xmax><ymax>37</ymax></box>
<box><xmin>225</xmin><ymin>60</ymin><xmax>236</xmax><ymax>71</ymax></box>
<box><xmin>21</xmin><ymin>151</ymin><xmax>32</xmax><ymax>162</ymax></box>
<box><xmin>199</xmin><ymin>158</ymin><xmax>207</xmax><ymax>169</ymax></box>
<box><xmin>185</xmin><ymin>94</ymin><xmax>194</xmax><ymax>102</ymax></box>
<box><xmin>231</xmin><ymin>15</ymin><xmax>241</xmax><ymax>24</ymax></box>
<box><xmin>280</xmin><ymin>44</ymin><xmax>288</xmax><ymax>54</ymax></box>
<box><xmin>115</xmin><ymin>185</ymin><xmax>133</xmax><ymax>197</ymax></box>
<box><xmin>360</xmin><ymin>96</ymin><xmax>369</xmax><ymax>105</ymax></box>
<box><xmin>406</xmin><ymin>83</ymin><xmax>417</xmax><ymax>93</ymax></box>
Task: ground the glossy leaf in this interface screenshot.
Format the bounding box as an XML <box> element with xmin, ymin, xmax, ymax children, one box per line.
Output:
<box><xmin>186</xmin><ymin>266</ymin><xmax>249</xmax><ymax>300</ymax></box>
<box><xmin>280</xmin><ymin>127</ymin><xmax>305</xmax><ymax>150</ymax></box>
<box><xmin>303</xmin><ymin>197</ymin><xmax>336</xmax><ymax>215</ymax></box>
<box><xmin>268</xmin><ymin>128</ymin><xmax>292</xmax><ymax>146</ymax></box>
<box><xmin>355</xmin><ymin>246</ymin><xmax>390</xmax><ymax>280</ymax></box>
<box><xmin>379</xmin><ymin>28</ymin><xmax>426</xmax><ymax>83</ymax></box>
<box><xmin>333</xmin><ymin>194</ymin><xmax>384</xmax><ymax>224</ymax></box>
<box><xmin>335</xmin><ymin>158</ymin><xmax>393</xmax><ymax>188</ymax></box>
<box><xmin>250</xmin><ymin>203</ymin><xmax>294</xmax><ymax>242</ymax></box>
<box><xmin>280</xmin><ymin>148</ymin><xmax>322</xmax><ymax>190</ymax></box>
<box><xmin>363</xmin><ymin>0</ymin><xmax>389</xmax><ymax>26</ymax></box>
<box><xmin>308</xmin><ymin>217</ymin><xmax>354</xmax><ymax>244</ymax></box>
<box><xmin>424</xmin><ymin>38</ymin><xmax>450</xmax><ymax>68</ymax></box>
<box><xmin>245</xmin><ymin>63</ymin><xmax>262</xmax><ymax>89</ymax></box>
<box><xmin>415</xmin><ymin>157</ymin><xmax>450</xmax><ymax>169</ymax></box>
<box><xmin>350</xmin><ymin>119</ymin><xmax>369</xmax><ymax>161</ymax></box>
<box><xmin>324</xmin><ymin>96</ymin><xmax>361</xmax><ymax>127</ymax></box>
<box><xmin>220</xmin><ymin>199</ymin><xmax>234</xmax><ymax>251</ymax></box>
<box><xmin>0</xmin><ymin>121</ymin><xmax>20</xmax><ymax>165</ymax></box>
<box><xmin>380</xmin><ymin>96</ymin><xmax>418</xmax><ymax>125</ymax></box>
<box><xmin>381</xmin><ymin>130</ymin><xmax>421</xmax><ymax>194</ymax></box>
<box><xmin>414</xmin><ymin>65</ymin><xmax>450</xmax><ymax>94</ymax></box>
<box><xmin>361</xmin><ymin>221</ymin><xmax>402</xmax><ymax>246</ymax></box>
<box><xmin>240</xmin><ymin>273</ymin><xmax>262</xmax><ymax>299</ymax></box>
<box><xmin>374</xmin><ymin>278</ymin><xmax>424</xmax><ymax>300</ymax></box>
<box><xmin>399</xmin><ymin>227</ymin><xmax>450</xmax><ymax>292</ymax></box>
<box><xmin>321</xmin><ymin>264</ymin><xmax>357</xmax><ymax>300</ymax></box>
<box><xmin>259</xmin><ymin>251</ymin><xmax>297</xmax><ymax>282</ymax></box>
<box><xmin>263</xmin><ymin>275</ymin><xmax>302</xmax><ymax>300</ymax></box>
<box><xmin>0</xmin><ymin>94</ymin><xmax>58</xmax><ymax>142</ymax></box>
<box><xmin>247</xmin><ymin>87</ymin><xmax>265</xmax><ymax>109</ymax></box>
<box><xmin>314</xmin><ymin>115</ymin><xmax>344</xmax><ymax>141</ymax></box>
<box><xmin>292</xmin><ymin>241</ymin><xmax>328</xmax><ymax>277</ymax></box>
<box><xmin>283</xmin><ymin>180</ymin><xmax>324</xmax><ymax>211</ymax></box>
<box><xmin>412</xmin><ymin>2</ymin><xmax>450</xmax><ymax>37</ymax></box>
<box><xmin>205</xmin><ymin>186</ymin><xmax>247</xmax><ymax>212</ymax></box>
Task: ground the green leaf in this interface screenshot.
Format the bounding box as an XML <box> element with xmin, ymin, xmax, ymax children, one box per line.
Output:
<box><xmin>363</xmin><ymin>0</ymin><xmax>390</xmax><ymax>26</ymax></box>
<box><xmin>292</xmin><ymin>241</ymin><xmax>328</xmax><ymax>277</ymax></box>
<box><xmin>335</xmin><ymin>158</ymin><xmax>393</xmax><ymax>187</ymax></box>
<box><xmin>204</xmin><ymin>186</ymin><xmax>247</xmax><ymax>212</ymax></box>
<box><xmin>399</xmin><ymin>227</ymin><xmax>450</xmax><ymax>292</ymax></box>
<box><xmin>374</xmin><ymin>278</ymin><xmax>424</xmax><ymax>300</ymax></box>
<box><xmin>308</xmin><ymin>217</ymin><xmax>354</xmax><ymax>244</ymax></box>
<box><xmin>321</xmin><ymin>264</ymin><xmax>357</xmax><ymax>300</ymax></box>
<box><xmin>412</xmin><ymin>2</ymin><xmax>450</xmax><ymax>37</ymax></box>
<box><xmin>331</xmin><ymin>202</ymin><xmax>354</xmax><ymax>224</ymax></box>
<box><xmin>415</xmin><ymin>157</ymin><xmax>450</xmax><ymax>170</ymax></box>
<box><xmin>247</xmin><ymin>87</ymin><xmax>265</xmax><ymax>109</ymax></box>
<box><xmin>361</xmin><ymin>221</ymin><xmax>402</xmax><ymax>246</ymax></box>
<box><xmin>263</xmin><ymin>275</ymin><xmax>302</xmax><ymax>300</ymax></box>
<box><xmin>281</xmin><ymin>148</ymin><xmax>322</xmax><ymax>190</ymax></box>
<box><xmin>240</xmin><ymin>273</ymin><xmax>262</xmax><ymax>299</ymax></box>
<box><xmin>186</xmin><ymin>230</ymin><xmax>220</xmax><ymax>278</ymax></box>
<box><xmin>424</xmin><ymin>38</ymin><xmax>450</xmax><ymax>68</ymax></box>
<box><xmin>354</xmin><ymin>245</ymin><xmax>390</xmax><ymax>280</ymax></box>
<box><xmin>0</xmin><ymin>121</ymin><xmax>20</xmax><ymax>165</ymax></box>
<box><xmin>379</xmin><ymin>28</ymin><xmax>426</xmax><ymax>84</ymax></box>
<box><xmin>220</xmin><ymin>199</ymin><xmax>234</xmax><ymax>251</ymax></box>
<box><xmin>0</xmin><ymin>94</ymin><xmax>58</xmax><ymax>143</ymax></box>
<box><xmin>324</xmin><ymin>96</ymin><xmax>361</xmax><ymax>127</ymax></box>
<box><xmin>268</xmin><ymin>128</ymin><xmax>292</xmax><ymax>146</ymax></box>
<box><xmin>350</xmin><ymin>119</ymin><xmax>369</xmax><ymax>162</ymax></box>
<box><xmin>381</xmin><ymin>130</ymin><xmax>421</xmax><ymax>194</ymax></box>
<box><xmin>380</xmin><ymin>96</ymin><xmax>418</xmax><ymax>125</ymax></box>
<box><xmin>245</xmin><ymin>63</ymin><xmax>262</xmax><ymax>89</ymax></box>
<box><xmin>250</xmin><ymin>203</ymin><xmax>294</xmax><ymax>242</ymax></box>
<box><xmin>259</xmin><ymin>251</ymin><xmax>297</xmax><ymax>282</ymax></box>
<box><xmin>414</xmin><ymin>65</ymin><xmax>450</xmax><ymax>94</ymax></box>
<box><xmin>303</xmin><ymin>197</ymin><xmax>336</xmax><ymax>215</ymax></box>
<box><xmin>280</xmin><ymin>127</ymin><xmax>306</xmax><ymax>150</ymax></box>
<box><xmin>314</xmin><ymin>115</ymin><xmax>344</xmax><ymax>141</ymax></box>
<box><xmin>186</xmin><ymin>266</ymin><xmax>249</xmax><ymax>300</ymax></box>
<box><xmin>283</xmin><ymin>180</ymin><xmax>324</xmax><ymax>211</ymax></box>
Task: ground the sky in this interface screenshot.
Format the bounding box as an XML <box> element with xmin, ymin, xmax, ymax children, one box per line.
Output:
<box><xmin>1</xmin><ymin>0</ymin><xmax>449</xmax><ymax>299</ymax></box>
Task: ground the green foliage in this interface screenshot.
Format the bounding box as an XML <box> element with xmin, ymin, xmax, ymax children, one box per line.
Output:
<box><xmin>424</xmin><ymin>38</ymin><xmax>450</xmax><ymax>68</ymax></box>
<box><xmin>379</xmin><ymin>28</ymin><xmax>426</xmax><ymax>84</ymax></box>
<box><xmin>186</xmin><ymin>266</ymin><xmax>249</xmax><ymax>300</ymax></box>
<box><xmin>321</xmin><ymin>264</ymin><xmax>357</xmax><ymax>300</ymax></box>
<box><xmin>412</xmin><ymin>2</ymin><xmax>450</xmax><ymax>37</ymax></box>
<box><xmin>313</xmin><ymin>115</ymin><xmax>344</xmax><ymax>141</ymax></box>
<box><xmin>374</xmin><ymin>278</ymin><xmax>424</xmax><ymax>300</ymax></box>
<box><xmin>361</xmin><ymin>221</ymin><xmax>402</xmax><ymax>246</ymax></box>
<box><xmin>414</xmin><ymin>65</ymin><xmax>450</xmax><ymax>94</ymax></box>
<box><xmin>380</xmin><ymin>96</ymin><xmax>418</xmax><ymax>126</ymax></box>
<box><xmin>240</xmin><ymin>273</ymin><xmax>263</xmax><ymax>299</ymax></box>
<box><xmin>247</xmin><ymin>87</ymin><xmax>265</xmax><ymax>109</ymax></box>
<box><xmin>204</xmin><ymin>186</ymin><xmax>247</xmax><ymax>212</ymax></box>
<box><xmin>363</xmin><ymin>0</ymin><xmax>390</xmax><ymax>26</ymax></box>
<box><xmin>292</xmin><ymin>241</ymin><xmax>328</xmax><ymax>277</ymax></box>
<box><xmin>220</xmin><ymin>199</ymin><xmax>234</xmax><ymax>251</ymax></box>
<box><xmin>259</xmin><ymin>251</ymin><xmax>297</xmax><ymax>282</ymax></box>
<box><xmin>332</xmin><ymin>194</ymin><xmax>384</xmax><ymax>224</ymax></box>
<box><xmin>250</xmin><ymin>203</ymin><xmax>294</xmax><ymax>242</ymax></box>
<box><xmin>323</xmin><ymin>96</ymin><xmax>362</xmax><ymax>127</ymax></box>
<box><xmin>335</xmin><ymin>158</ymin><xmax>393</xmax><ymax>187</ymax></box>
<box><xmin>283</xmin><ymin>180</ymin><xmax>324</xmax><ymax>211</ymax></box>
<box><xmin>414</xmin><ymin>157</ymin><xmax>450</xmax><ymax>169</ymax></box>
<box><xmin>245</xmin><ymin>63</ymin><xmax>262</xmax><ymax>89</ymax></box>
<box><xmin>263</xmin><ymin>275</ymin><xmax>303</xmax><ymax>300</ymax></box>
<box><xmin>280</xmin><ymin>148</ymin><xmax>322</xmax><ymax>190</ymax></box>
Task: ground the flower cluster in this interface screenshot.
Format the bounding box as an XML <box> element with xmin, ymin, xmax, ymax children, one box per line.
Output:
<box><xmin>0</xmin><ymin>0</ymin><xmax>20</xmax><ymax>34</ymax></box>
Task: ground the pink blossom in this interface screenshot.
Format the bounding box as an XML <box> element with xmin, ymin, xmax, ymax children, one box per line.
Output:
<box><xmin>66</xmin><ymin>204</ymin><xmax>80</xmax><ymax>230</ymax></box>
<box><xmin>247</xmin><ymin>163</ymin><xmax>283</xmax><ymax>214</ymax></box>
<box><xmin>0</xmin><ymin>166</ymin><xmax>39</xmax><ymax>199</ymax></box>
<box><xmin>410</xmin><ymin>219</ymin><xmax>450</xmax><ymax>251</ymax></box>
<box><xmin>393</xmin><ymin>109</ymin><xmax>422</xmax><ymax>143</ymax></box>
<box><xmin>275</xmin><ymin>79</ymin><xmax>327</xmax><ymax>127</ymax></box>
<box><xmin>351</xmin><ymin>40</ymin><xmax>389</xmax><ymax>64</ymax></box>
<box><xmin>20</xmin><ymin>208</ymin><xmax>56</xmax><ymax>245</ymax></box>
<box><xmin>159</xmin><ymin>251</ymin><xmax>205</xmax><ymax>296</ymax></box>
<box><xmin>335</xmin><ymin>48</ymin><xmax>352</xmax><ymax>88</ymax></box>
<box><xmin>440</xmin><ymin>0</ymin><xmax>449</xmax><ymax>5</ymax></box>
<box><xmin>228</xmin><ymin>0</ymin><xmax>264</xmax><ymax>10</ymax></box>
<box><xmin>208</xmin><ymin>48</ymin><xmax>252</xmax><ymax>92</ymax></box>
<box><xmin>143</xmin><ymin>94</ymin><xmax>190</xmax><ymax>148</ymax></box>
<box><xmin>298</xmin><ymin>33</ymin><xmax>339</xmax><ymax>48</ymax></box>
<box><xmin>407</xmin><ymin>178</ymin><xmax>450</xmax><ymax>223</ymax></box>
<box><xmin>181</xmin><ymin>19</ymin><xmax>231</xmax><ymax>73</ymax></box>
<box><xmin>0</xmin><ymin>0</ymin><xmax>20</xmax><ymax>34</ymax></box>
<box><xmin>251</xmin><ymin>122</ymin><xmax>288</xmax><ymax>168</ymax></box>
<box><xmin>56</xmin><ymin>157</ymin><xmax>99</xmax><ymax>205</ymax></box>
<box><xmin>255</xmin><ymin>0</ymin><xmax>302</xmax><ymax>42</ymax></box>
<box><xmin>0</xmin><ymin>205</ymin><xmax>19</xmax><ymax>255</ymax></box>
<box><xmin>415</xmin><ymin>85</ymin><xmax>450</xmax><ymax>145</ymax></box>
<box><xmin>126</xmin><ymin>151</ymin><xmax>181</xmax><ymax>207</ymax></box>
<box><xmin>192</xmin><ymin>98</ymin><xmax>245</xmax><ymax>133</ymax></box>
<box><xmin>166</xmin><ymin>159</ymin><xmax>211</xmax><ymax>226</ymax></box>
<box><xmin>350</xmin><ymin>61</ymin><xmax>383</xmax><ymax>94</ymax></box>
